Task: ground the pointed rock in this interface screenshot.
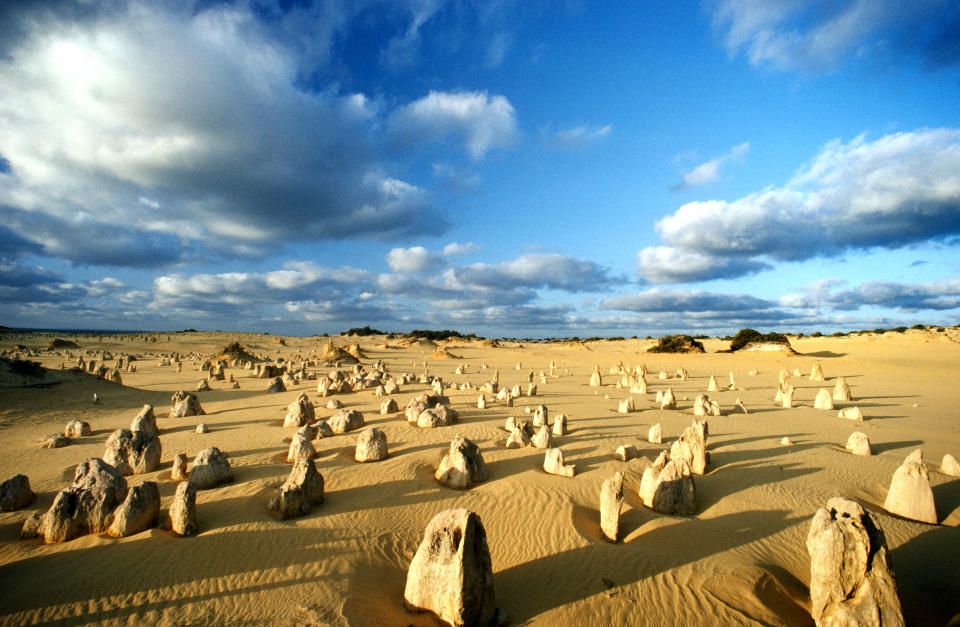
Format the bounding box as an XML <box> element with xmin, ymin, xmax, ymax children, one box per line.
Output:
<box><xmin>551</xmin><ymin>414</ymin><xmax>568</xmax><ymax>436</ymax></box>
<box><xmin>107</xmin><ymin>481</ymin><xmax>160</xmax><ymax>537</ymax></box>
<box><xmin>403</xmin><ymin>509</ymin><xmax>497</xmax><ymax>627</ymax></box>
<box><xmin>838</xmin><ymin>407</ymin><xmax>864</xmax><ymax>421</ymax></box>
<box><xmin>600</xmin><ymin>471</ymin><xmax>625</xmax><ymax>542</ymax></box>
<box><xmin>941</xmin><ymin>453</ymin><xmax>960</xmax><ymax>477</ymax></box>
<box><xmin>435</xmin><ymin>435</ymin><xmax>488</xmax><ymax>489</ymax></box>
<box><xmin>806</xmin><ymin>497</ymin><xmax>903</xmax><ymax>626</ymax></box>
<box><xmin>833</xmin><ymin>376</ymin><xmax>853</xmax><ymax>401</ymax></box>
<box><xmin>845</xmin><ymin>432</ymin><xmax>872</xmax><ymax>456</ymax></box>
<box><xmin>168</xmin><ymin>481</ymin><xmax>198</xmax><ymax>536</ymax></box>
<box><xmin>883</xmin><ymin>449</ymin><xmax>937</xmax><ymax>524</ymax></box>
<box><xmin>648</xmin><ymin>423</ymin><xmax>662</xmax><ymax>444</ymax></box>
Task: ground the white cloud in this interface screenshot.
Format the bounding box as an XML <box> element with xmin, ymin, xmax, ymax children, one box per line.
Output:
<box><xmin>639</xmin><ymin>128</ymin><xmax>960</xmax><ymax>282</ymax></box>
<box><xmin>604</xmin><ymin>287</ymin><xmax>776</xmax><ymax>313</ymax></box>
<box><xmin>379</xmin><ymin>0</ymin><xmax>443</xmax><ymax>71</ymax></box>
<box><xmin>386</xmin><ymin>246</ymin><xmax>434</xmax><ymax>273</ymax></box>
<box><xmin>486</xmin><ymin>31</ymin><xmax>512</xmax><ymax>68</ymax></box>
<box><xmin>711</xmin><ymin>0</ymin><xmax>960</xmax><ymax>73</ymax></box>
<box><xmin>389</xmin><ymin>91</ymin><xmax>519</xmax><ymax>160</ymax></box>
<box><xmin>636</xmin><ymin>246</ymin><xmax>770</xmax><ymax>283</ymax></box>
<box><xmin>442</xmin><ymin>241</ymin><xmax>479</xmax><ymax>256</ymax></box>
<box><xmin>676</xmin><ymin>142</ymin><xmax>749</xmax><ymax>188</ymax></box>
<box><xmin>779</xmin><ymin>278</ymin><xmax>960</xmax><ymax>311</ymax></box>
<box><xmin>451</xmin><ymin>253</ymin><xmax>616</xmax><ymax>292</ymax></box>
<box><xmin>0</xmin><ymin>2</ymin><xmax>455</xmax><ymax>267</ymax></box>
<box><xmin>553</xmin><ymin>124</ymin><xmax>612</xmax><ymax>151</ymax></box>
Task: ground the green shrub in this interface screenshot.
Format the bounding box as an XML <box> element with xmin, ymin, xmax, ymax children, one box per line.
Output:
<box><xmin>647</xmin><ymin>335</ymin><xmax>705</xmax><ymax>353</ymax></box>
<box><xmin>728</xmin><ymin>328</ymin><xmax>789</xmax><ymax>352</ymax></box>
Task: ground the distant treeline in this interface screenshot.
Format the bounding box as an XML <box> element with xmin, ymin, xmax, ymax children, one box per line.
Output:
<box><xmin>343</xmin><ymin>326</ymin><xmax>484</xmax><ymax>341</ymax></box>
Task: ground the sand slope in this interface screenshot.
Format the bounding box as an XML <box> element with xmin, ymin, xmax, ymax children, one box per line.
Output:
<box><xmin>1</xmin><ymin>331</ymin><xmax>959</xmax><ymax>625</ymax></box>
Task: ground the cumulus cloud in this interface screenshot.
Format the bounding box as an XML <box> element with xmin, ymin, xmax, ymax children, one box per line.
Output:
<box><xmin>780</xmin><ymin>278</ymin><xmax>960</xmax><ymax>311</ymax></box>
<box><xmin>385</xmin><ymin>242</ymin><xmax>478</xmax><ymax>273</ymax></box>
<box><xmin>636</xmin><ymin>246</ymin><xmax>771</xmax><ymax>283</ymax></box>
<box><xmin>638</xmin><ymin>128</ymin><xmax>960</xmax><ymax>283</ymax></box>
<box><xmin>386</xmin><ymin>246</ymin><xmax>434</xmax><ymax>273</ymax></box>
<box><xmin>388</xmin><ymin>91</ymin><xmax>519</xmax><ymax>160</ymax></box>
<box><xmin>153</xmin><ymin>262</ymin><xmax>376</xmax><ymax>314</ymax></box>
<box><xmin>603</xmin><ymin>288</ymin><xmax>776</xmax><ymax>313</ymax></box>
<box><xmin>674</xmin><ymin>142</ymin><xmax>749</xmax><ymax>189</ymax></box>
<box><xmin>442</xmin><ymin>241</ymin><xmax>479</xmax><ymax>256</ymax></box>
<box><xmin>552</xmin><ymin>124</ymin><xmax>612</xmax><ymax>151</ymax></box>
<box><xmin>449</xmin><ymin>254</ymin><xmax>616</xmax><ymax>292</ymax></box>
<box><xmin>711</xmin><ymin>0</ymin><xmax>960</xmax><ymax>73</ymax></box>
<box><xmin>0</xmin><ymin>3</ymin><xmax>532</xmax><ymax>268</ymax></box>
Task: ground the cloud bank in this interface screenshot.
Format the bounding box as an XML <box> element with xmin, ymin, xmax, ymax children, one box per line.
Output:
<box><xmin>639</xmin><ymin>128</ymin><xmax>960</xmax><ymax>283</ymax></box>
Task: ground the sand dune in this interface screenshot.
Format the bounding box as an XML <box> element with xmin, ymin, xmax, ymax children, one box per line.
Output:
<box><xmin>1</xmin><ymin>330</ymin><xmax>959</xmax><ymax>625</ymax></box>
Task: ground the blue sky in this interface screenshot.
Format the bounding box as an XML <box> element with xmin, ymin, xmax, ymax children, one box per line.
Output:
<box><xmin>1</xmin><ymin>0</ymin><xmax>959</xmax><ymax>337</ymax></box>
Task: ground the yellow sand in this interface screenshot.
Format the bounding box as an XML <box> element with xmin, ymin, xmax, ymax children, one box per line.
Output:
<box><xmin>1</xmin><ymin>330</ymin><xmax>959</xmax><ymax>625</ymax></box>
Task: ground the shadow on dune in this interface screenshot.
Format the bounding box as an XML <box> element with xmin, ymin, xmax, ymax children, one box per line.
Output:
<box><xmin>869</xmin><ymin>440</ymin><xmax>925</xmax><ymax>455</ymax></box>
<box><xmin>498</xmin><ymin>507</ymin><xmax>806</xmax><ymax>623</ymax></box>
<box><xmin>891</xmin><ymin>523</ymin><xmax>960</xmax><ymax>625</ymax></box>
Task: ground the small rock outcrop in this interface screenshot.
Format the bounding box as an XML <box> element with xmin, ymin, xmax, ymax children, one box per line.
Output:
<box><xmin>639</xmin><ymin>455</ymin><xmax>696</xmax><ymax>515</ymax></box>
<box><xmin>883</xmin><ymin>449</ymin><xmax>937</xmax><ymax>524</ymax></box>
<box><xmin>614</xmin><ymin>444</ymin><xmax>639</xmax><ymax>462</ymax></box>
<box><xmin>693</xmin><ymin>394</ymin><xmax>720</xmax><ymax>417</ymax></box>
<box><xmin>266</xmin><ymin>376</ymin><xmax>286</xmax><ymax>393</ymax></box>
<box><xmin>941</xmin><ymin>454</ymin><xmax>960</xmax><ymax>477</ymax></box>
<box><xmin>268</xmin><ymin>458</ymin><xmax>325</xmax><ymax>520</ymax></box>
<box><xmin>283</xmin><ymin>393</ymin><xmax>315</xmax><ymax>428</ymax></box>
<box><xmin>169</xmin><ymin>390</ymin><xmax>205</xmax><ymax>418</ymax></box>
<box><xmin>380</xmin><ymin>398</ymin><xmax>399</xmax><ymax>414</ymax></box>
<box><xmin>806</xmin><ymin>497</ymin><xmax>903</xmax><ymax>626</ymax></box>
<box><xmin>648</xmin><ymin>423</ymin><xmax>662</xmax><ymax>444</ymax></box>
<box><xmin>403</xmin><ymin>508</ymin><xmax>497</xmax><ymax>627</ymax></box>
<box><xmin>287</xmin><ymin>432</ymin><xmax>317</xmax><ymax>463</ymax></box>
<box><xmin>171</xmin><ymin>453</ymin><xmax>189</xmax><ymax>480</ymax></box>
<box><xmin>329</xmin><ymin>409</ymin><xmax>365</xmax><ymax>434</ymax></box>
<box><xmin>435</xmin><ymin>435</ymin><xmax>488</xmax><ymax>489</ymax></box>
<box><xmin>551</xmin><ymin>414</ymin><xmax>568</xmax><ymax>436</ymax></box>
<box><xmin>845</xmin><ymin>432</ymin><xmax>872</xmax><ymax>456</ymax></box>
<box><xmin>838</xmin><ymin>407</ymin><xmax>864</xmax><ymax>421</ymax></box>
<box><xmin>103</xmin><ymin>429</ymin><xmax>162</xmax><ymax>476</ymax></box>
<box><xmin>543</xmin><ymin>448</ymin><xmax>575</xmax><ymax>478</ymax></box>
<box><xmin>600</xmin><ymin>471</ymin><xmax>625</xmax><ymax>542</ymax></box>
<box><xmin>39</xmin><ymin>433</ymin><xmax>69</xmax><ymax>448</ymax></box>
<box><xmin>130</xmin><ymin>405</ymin><xmax>158</xmax><ymax>434</ymax></box>
<box><xmin>531</xmin><ymin>424</ymin><xmax>553</xmax><ymax>449</ymax></box>
<box><xmin>669</xmin><ymin>419</ymin><xmax>708</xmax><ymax>475</ymax></box>
<box><xmin>0</xmin><ymin>474</ymin><xmax>35</xmax><ymax>512</ymax></box>
<box><xmin>814</xmin><ymin>388</ymin><xmax>835</xmax><ymax>410</ymax></box>
<box><xmin>190</xmin><ymin>447</ymin><xmax>233</xmax><ymax>489</ymax></box>
<box><xmin>417</xmin><ymin>405</ymin><xmax>458</xmax><ymax>429</ymax></box>
<box><xmin>659</xmin><ymin>388</ymin><xmax>676</xmax><ymax>410</ymax></box>
<box><xmin>833</xmin><ymin>377</ymin><xmax>853</xmax><ymax>401</ymax></box>
<box><xmin>26</xmin><ymin>459</ymin><xmax>128</xmax><ymax>541</ymax></box>
<box><xmin>355</xmin><ymin>428</ymin><xmax>388</xmax><ymax>462</ymax></box>
<box><xmin>532</xmin><ymin>405</ymin><xmax>549</xmax><ymax>427</ymax></box>
<box><xmin>589</xmin><ymin>366</ymin><xmax>602</xmax><ymax>387</ymax></box>
<box><xmin>64</xmin><ymin>420</ymin><xmax>92</xmax><ymax>438</ymax></box>
<box><xmin>168</xmin><ymin>481</ymin><xmax>198</xmax><ymax>536</ymax></box>
<box><xmin>107</xmin><ymin>481</ymin><xmax>160</xmax><ymax>537</ymax></box>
